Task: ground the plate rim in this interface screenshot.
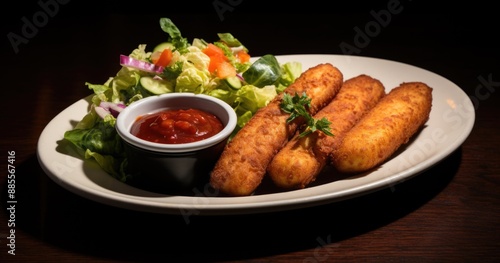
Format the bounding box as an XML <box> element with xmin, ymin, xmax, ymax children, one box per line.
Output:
<box><xmin>36</xmin><ymin>54</ymin><xmax>476</xmax><ymax>215</ymax></box>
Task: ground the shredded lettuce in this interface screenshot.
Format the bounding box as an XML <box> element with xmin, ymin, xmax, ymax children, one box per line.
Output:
<box><xmin>175</xmin><ymin>67</ymin><xmax>212</xmax><ymax>93</ymax></box>
<box><xmin>129</xmin><ymin>44</ymin><xmax>151</xmax><ymax>61</ymax></box>
<box><xmin>63</xmin><ymin>17</ymin><xmax>303</xmax><ymax>180</ymax></box>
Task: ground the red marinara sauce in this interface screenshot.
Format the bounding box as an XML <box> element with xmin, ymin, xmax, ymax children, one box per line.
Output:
<box><xmin>130</xmin><ymin>108</ymin><xmax>224</xmax><ymax>144</ymax></box>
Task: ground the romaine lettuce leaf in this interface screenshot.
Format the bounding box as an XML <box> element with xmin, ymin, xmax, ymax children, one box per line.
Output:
<box><xmin>159</xmin><ymin>18</ymin><xmax>189</xmax><ymax>53</ymax></box>
<box><xmin>217</xmin><ymin>33</ymin><xmax>246</xmax><ymax>48</ymax></box>
<box><xmin>234</xmin><ymin>85</ymin><xmax>277</xmax><ymax>114</ymax></box>
<box><xmin>242</xmin><ymin>54</ymin><xmax>282</xmax><ymax>88</ymax></box>
<box><xmin>84</xmin><ymin>149</ymin><xmax>128</xmax><ymax>182</ymax></box>
<box><xmin>276</xmin><ymin>61</ymin><xmax>303</xmax><ymax>93</ymax></box>
<box><xmin>64</xmin><ymin>118</ymin><xmax>122</xmax><ymax>155</ymax></box>
<box><xmin>64</xmin><ymin>113</ymin><xmax>129</xmax><ymax>181</ymax></box>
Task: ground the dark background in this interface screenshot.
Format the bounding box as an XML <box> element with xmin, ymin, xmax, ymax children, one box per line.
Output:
<box><xmin>2</xmin><ymin>0</ymin><xmax>498</xmax><ymax>112</ymax></box>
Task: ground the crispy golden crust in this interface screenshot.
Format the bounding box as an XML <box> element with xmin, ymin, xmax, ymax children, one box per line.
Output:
<box><xmin>330</xmin><ymin>82</ymin><xmax>433</xmax><ymax>173</ymax></box>
<box><xmin>267</xmin><ymin>74</ymin><xmax>386</xmax><ymax>189</ymax></box>
<box><xmin>210</xmin><ymin>63</ymin><xmax>343</xmax><ymax>196</ymax></box>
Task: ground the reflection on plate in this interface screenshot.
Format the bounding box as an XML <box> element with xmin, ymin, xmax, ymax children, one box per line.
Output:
<box><xmin>37</xmin><ymin>55</ymin><xmax>475</xmax><ymax>215</ymax></box>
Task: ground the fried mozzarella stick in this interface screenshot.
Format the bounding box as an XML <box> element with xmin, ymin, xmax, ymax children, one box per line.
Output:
<box><xmin>330</xmin><ymin>82</ymin><xmax>433</xmax><ymax>173</ymax></box>
<box><xmin>267</xmin><ymin>74</ymin><xmax>386</xmax><ymax>189</ymax></box>
<box><xmin>210</xmin><ymin>63</ymin><xmax>343</xmax><ymax>196</ymax></box>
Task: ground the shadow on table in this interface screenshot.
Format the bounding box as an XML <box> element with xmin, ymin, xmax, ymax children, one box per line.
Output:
<box><xmin>2</xmin><ymin>148</ymin><xmax>461</xmax><ymax>262</ymax></box>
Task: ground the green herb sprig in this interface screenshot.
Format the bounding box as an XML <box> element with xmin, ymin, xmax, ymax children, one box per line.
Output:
<box><xmin>280</xmin><ymin>92</ymin><xmax>334</xmax><ymax>137</ymax></box>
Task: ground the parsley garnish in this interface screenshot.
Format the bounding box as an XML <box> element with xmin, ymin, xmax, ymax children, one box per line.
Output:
<box><xmin>280</xmin><ymin>92</ymin><xmax>334</xmax><ymax>137</ymax></box>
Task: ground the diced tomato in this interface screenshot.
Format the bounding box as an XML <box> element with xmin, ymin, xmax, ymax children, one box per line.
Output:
<box><xmin>216</xmin><ymin>61</ymin><xmax>236</xmax><ymax>79</ymax></box>
<box><xmin>237</xmin><ymin>50</ymin><xmax>250</xmax><ymax>63</ymax></box>
<box><xmin>152</xmin><ymin>48</ymin><xmax>172</xmax><ymax>67</ymax></box>
<box><xmin>206</xmin><ymin>54</ymin><xmax>224</xmax><ymax>73</ymax></box>
<box><xmin>203</xmin><ymin>43</ymin><xmax>237</xmax><ymax>78</ymax></box>
<box><xmin>203</xmin><ymin>43</ymin><xmax>226</xmax><ymax>58</ymax></box>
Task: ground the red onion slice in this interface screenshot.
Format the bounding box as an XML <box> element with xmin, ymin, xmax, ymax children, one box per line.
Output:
<box><xmin>119</xmin><ymin>55</ymin><xmax>164</xmax><ymax>74</ymax></box>
<box><xmin>99</xmin><ymin>101</ymin><xmax>126</xmax><ymax>118</ymax></box>
<box><xmin>95</xmin><ymin>106</ymin><xmax>110</xmax><ymax>119</ymax></box>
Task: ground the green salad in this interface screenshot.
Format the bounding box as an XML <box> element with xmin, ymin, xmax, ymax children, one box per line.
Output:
<box><xmin>64</xmin><ymin>17</ymin><xmax>302</xmax><ymax>181</ymax></box>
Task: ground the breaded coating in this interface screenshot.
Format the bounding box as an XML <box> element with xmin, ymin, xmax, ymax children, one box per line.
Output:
<box><xmin>330</xmin><ymin>82</ymin><xmax>433</xmax><ymax>173</ymax></box>
<box><xmin>210</xmin><ymin>63</ymin><xmax>343</xmax><ymax>196</ymax></box>
<box><xmin>268</xmin><ymin>74</ymin><xmax>386</xmax><ymax>189</ymax></box>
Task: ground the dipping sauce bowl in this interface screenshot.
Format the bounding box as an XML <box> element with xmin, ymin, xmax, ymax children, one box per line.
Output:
<box><xmin>115</xmin><ymin>93</ymin><xmax>237</xmax><ymax>194</ymax></box>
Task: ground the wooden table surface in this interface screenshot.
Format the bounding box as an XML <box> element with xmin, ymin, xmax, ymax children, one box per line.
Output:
<box><xmin>1</xmin><ymin>1</ymin><xmax>499</xmax><ymax>262</ymax></box>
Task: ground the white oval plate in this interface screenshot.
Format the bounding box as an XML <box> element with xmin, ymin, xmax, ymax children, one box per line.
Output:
<box><xmin>37</xmin><ymin>55</ymin><xmax>475</xmax><ymax>215</ymax></box>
